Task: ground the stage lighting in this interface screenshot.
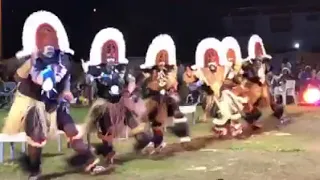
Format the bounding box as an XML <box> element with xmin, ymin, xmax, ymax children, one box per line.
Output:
<box><xmin>303</xmin><ymin>87</ymin><xmax>320</xmax><ymax>104</ymax></box>
<box><xmin>293</xmin><ymin>43</ymin><xmax>300</xmax><ymax>49</ymax></box>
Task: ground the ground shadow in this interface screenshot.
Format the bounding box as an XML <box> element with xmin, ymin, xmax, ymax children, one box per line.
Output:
<box><xmin>42</xmin><ymin>153</ymin><xmax>64</xmax><ymax>158</ymax></box>
<box><xmin>61</xmin><ymin>110</ymin><xmax>300</xmax><ymax>170</ymax></box>
<box><xmin>38</xmin><ymin>169</ymin><xmax>80</xmax><ymax>180</ymax></box>
<box><xmin>115</xmin><ymin>135</ymin><xmax>215</xmax><ymax>164</ymax></box>
<box><xmin>39</xmin><ymin>166</ymin><xmax>115</xmax><ymax>180</ymax></box>
<box><xmin>115</xmin><ymin>115</ymin><xmax>285</xmax><ymax>164</ymax></box>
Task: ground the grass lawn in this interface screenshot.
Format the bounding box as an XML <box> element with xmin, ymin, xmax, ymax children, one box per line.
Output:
<box><xmin>0</xmin><ymin>105</ymin><xmax>318</xmax><ymax>179</ymax></box>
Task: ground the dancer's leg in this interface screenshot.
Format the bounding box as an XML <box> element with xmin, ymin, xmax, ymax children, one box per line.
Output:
<box><xmin>25</xmin><ymin>146</ymin><xmax>42</xmax><ymax>179</ymax></box>
<box><xmin>57</xmin><ymin>102</ymin><xmax>105</xmax><ymax>173</ymax></box>
<box><xmin>167</xmin><ymin>96</ymin><xmax>190</xmax><ymax>142</ymax></box>
<box><xmin>19</xmin><ymin>106</ymin><xmax>46</xmax><ymax>179</ymax></box>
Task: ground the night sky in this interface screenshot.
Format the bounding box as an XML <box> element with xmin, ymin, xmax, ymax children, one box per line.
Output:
<box><xmin>1</xmin><ymin>0</ymin><xmax>309</xmax><ymax>62</ymax></box>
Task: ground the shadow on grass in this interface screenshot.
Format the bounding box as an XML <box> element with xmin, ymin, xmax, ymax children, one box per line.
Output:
<box><xmin>39</xmin><ymin>166</ymin><xmax>115</xmax><ymax>180</ymax></box>
<box><xmin>42</xmin><ymin>153</ymin><xmax>64</xmax><ymax>158</ymax></box>
<box><xmin>39</xmin><ymin>169</ymin><xmax>80</xmax><ymax>180</ymax></box>
<box><xmin>114</xmin><ymin>115</ymin><xmax>290</xmax><ymax>165</ymax></box>
<box><xmin>115</xmin><ymin>135</ymin><xmax>215</xmax><ymax>164</ymax></box>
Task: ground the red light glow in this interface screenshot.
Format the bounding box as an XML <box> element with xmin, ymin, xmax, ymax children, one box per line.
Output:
<box><xmin>303</xmin><ymin>88</ymin><xmax>320</xmax><ymax>104</ymax></box>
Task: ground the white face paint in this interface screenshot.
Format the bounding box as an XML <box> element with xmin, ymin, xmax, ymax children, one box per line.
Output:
<box><xmin>106</xmin><ymin>58</ymin><xmax>116</xmax><ymax>64</ymax></box>
<box><xmin>43</xmin><ymin>46</ymin><xmax>55</xmax><ymax>58</ymax></box>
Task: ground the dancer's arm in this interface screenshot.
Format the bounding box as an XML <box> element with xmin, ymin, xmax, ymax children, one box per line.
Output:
<box><xmin>85</xmin><ymin>66</ymin><xmax>102</xmax><ymax>85</ymax></box>
<box><xmin>188</xmin><ymin>80</ymin><xmax>203</xmax><ymax>90</ymax></box>
<box><xmin>15</xmin><ymin>58</ymin><xmax>32</xmax><ymax>80</ymax></box>
<box><xmin>87</xmin><ymin>66</ymin><xmax>102</xmax><ymax>77</ymax></box>
<box><xmin>61</xmin><ymin>74</ymin><xmax>73</xmax><ymax>102</ymax></box>
<box><xmin>29</xmin><ymin>59</ymin><xmax>46</xmax><ymax>85</ymax></box>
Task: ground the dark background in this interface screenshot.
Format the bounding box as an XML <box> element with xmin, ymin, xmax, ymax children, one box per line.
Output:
<box><xmin>1</xmin><ymin>0</ymin><xmax>311</xmax><ymax>63</ymax></box>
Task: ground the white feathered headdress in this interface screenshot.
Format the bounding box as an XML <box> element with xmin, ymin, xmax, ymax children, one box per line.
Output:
<box><xmin>192</xmin><ymin>37</ymin><xmax>227</xmax><ymax>70</ymax></box>
<box><xmin>246</xmin><ymin>34</ymin><xmax>271</xmax><ymax>60</ymax></box>
<box><xmin>221</xmin><ymin>36</ymin><xmax>243</xmax><ymax>67</ymax></box>
<box><xmin>140</xmin><ymin>34</ymin><xmax>176</xmax><ymax>69</ymax></box>
<box><xmin>16</xmin><ymin>10</ymin><xmax>74</xmax><ymax>59</ymax></box>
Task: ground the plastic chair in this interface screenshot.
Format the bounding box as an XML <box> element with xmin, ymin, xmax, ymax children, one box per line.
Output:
<box><xmin>0</xmin><ymin>82</ymin><xmax>17</xmax><ymax>108</ymax></box>
<box><xmin>273</xmin><ymin>80</ymin><xmax>296</xmax><ymax>105</ymax></box>
<box><xmin>186</xmin><ymin>94</ymin><xmax>194</xmax><ymax>104</ymax></box>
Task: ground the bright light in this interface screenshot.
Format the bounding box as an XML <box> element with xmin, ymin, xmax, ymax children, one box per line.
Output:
<box><xmin>303</xmin><ymin>88</ymin><xmax>320</xmax><ymax>104</ymax></box>
<box><xmin>293</xmin><ymin>42</ymin><xmax>300</xmax><ymax>49</ymax></box>
<box><xmin>93</xmin><ymin>8</ymin><xmax>96</xmax><ymax>12</ymax></box>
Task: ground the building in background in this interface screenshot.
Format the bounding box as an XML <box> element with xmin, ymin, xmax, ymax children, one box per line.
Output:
<box><xmin>222</xmin><ymin>4</ymin><xmax>320</xmax><ymax>55</ymax></box>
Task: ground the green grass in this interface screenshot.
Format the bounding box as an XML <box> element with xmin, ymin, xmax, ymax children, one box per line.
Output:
<box><xmin>0</xmin><ymin>106</ymin><xmax>317</xmax><ymax>179</ymax></box>
<box><xmin>227</xmin><ymin>135</ymin><xmax>305</xmax><ymax>152</ymax></box>
<box><xmin>0</xmin><ymin>107</ymin><xmax>213</xmax><ymax>179</ymax></box>
<box><xmin>69</xmin><ymin>107</ymin><xmax>89</xmax><ymax>123</ymax></box>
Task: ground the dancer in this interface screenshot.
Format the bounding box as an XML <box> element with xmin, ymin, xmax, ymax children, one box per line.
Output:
<box><xmin>221</xmin><ymin>36</ymin><xmax>244</xmax><ymax>85</ymax></box>
<box><xmin>183</xmin><ymin>37</ymin><xmax>240</xmax><ymax>136</ymax></box>
<box><xmin>1</xmin><ymin>11</ymin><xmax>106</xmax><ymax>179</ymax></box>
<box><xmin>235</xmin><ymin>34</ymin><xmax>289</xmax><ymax>130</ymax></box>
<box><xmin>81</xmin><ymin>27</ymin><xmax>152</xmax><ymax>164</ymax></box>
<box><xmin>213</xmin><ymin>36</ymin><xmax>248</xmax><ymax>136</ymax></box>
<box><xmin>139</xmin><ymin>34</ymin><xmax>190</xmax><ymax>153</ymax></box>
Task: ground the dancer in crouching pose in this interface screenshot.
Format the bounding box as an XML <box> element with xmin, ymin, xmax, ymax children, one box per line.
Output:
<box><xmin>139</xmin><ymin>34</ymin><xmax>191</xmax><ymax>153</ymax></box>
<box><xmin>1</xmin><ymin>11</ymin><xmax>107</xmax><ymax>179</ymax></box>
<box><xmin>81</xmin><ymin>27</ymin><xmax>152</xmax><ymax>164</ymax></box>
<box><xmin>183</xmin><ymin>37</ymin><xmax>243</xmax><ymax>137</ymax></box>
<box><xmin>234</xmin><ymin>35</ymin><xmax>290</xmax><ymax>129</ymax></box>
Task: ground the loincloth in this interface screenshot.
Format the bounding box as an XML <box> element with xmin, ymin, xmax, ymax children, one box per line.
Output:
<box><xmin>2</xmin><ymin>91</ymin><xmax>58</xmax><ymax>147</ymax></box>
<box><xmin>84</xmin><ymin>96</ymin><xmax>139</xmax><ymax>138</ymax></box>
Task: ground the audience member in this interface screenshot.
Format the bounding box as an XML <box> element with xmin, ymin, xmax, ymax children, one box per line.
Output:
<box><xmin>281</xmin><ymin>58</ymin><xmax>292</xmax><ymax>72</ymax></box>
<box><xmin>299</xmin><ymin>66</ymin><xmax>312</xmax><ymax>81</ymax></box>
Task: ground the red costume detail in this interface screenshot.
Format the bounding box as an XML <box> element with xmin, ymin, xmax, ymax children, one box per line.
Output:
<box><xmin>36</xmin><ymin>23</ymin><xmax>59</xmax><ymax>52</ymax></box>
<box><xmin>101</xmin><ymin>40</ymin><xmax>119</xmax><ymax>64</ymax></box>
<box><xmin>204</xmin><ymin>48</ymin><xmax>219</xmax><ymax>66</ymax></box>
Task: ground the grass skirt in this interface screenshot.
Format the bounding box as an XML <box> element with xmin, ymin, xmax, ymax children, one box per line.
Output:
<box><xmin>2</xmin><ymin>91</ymin><xmax>58</xmax><ymax>147</ymax></box>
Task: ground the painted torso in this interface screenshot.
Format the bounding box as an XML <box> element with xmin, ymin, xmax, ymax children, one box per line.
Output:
<box><xmin>143</xmin><ymin>65</ymin><xmax>178</xmax><ymax>96</ymax></box>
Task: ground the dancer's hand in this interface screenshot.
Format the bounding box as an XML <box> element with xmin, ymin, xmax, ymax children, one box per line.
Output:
<box><xmin>30</xmin><ymin>48</ymin><xmax>39</xmax><ymax>63</ymax></box>
<box><xmin>63</xmin><ymin>91</ymin><xmax>74</xmax><ymax>102</ymax></box>
<box><xmin>133</xmin><ymin>98</ymin><xmax>147</xmax><ymax>118</ymax></box>
<box><xmin>127</xmin><ymin>81</ymin><xmax>136</xmax><ymax>94</ymax></box>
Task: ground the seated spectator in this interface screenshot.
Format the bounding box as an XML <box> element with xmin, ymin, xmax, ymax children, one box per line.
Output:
<box><xmin>272</xmin><ymin>67</ymin><xmax>293</xmax><ymax>87</ymax></box>
<box><xmin>300</xmin><ymin>66</ymin><xmax>312</xmax><ymax>81</ymax></box>
<box><xmin>306</xmin><ymin>69</ymin><xmax>320</xmax><ymax>86</ymax></box>
<box><xmin>281</xmin><ymin>58</ymin><xmax>292</xmax><ymax>72</ymax></box>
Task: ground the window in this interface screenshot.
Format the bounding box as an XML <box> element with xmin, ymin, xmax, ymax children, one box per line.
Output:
<box><xmin>306</xmin><ymin>14</ymin><xmax>319</xmax><ymax>21</ymax></box>
<box><xmin>269</xmin><ymin>15</ymin><xmax>292</xmax><ymax>33</ymax></box>
<box><xmin>232</xmin><ymin>18</ymin><xmax>255</xmax><ymax>36</ymax></box>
